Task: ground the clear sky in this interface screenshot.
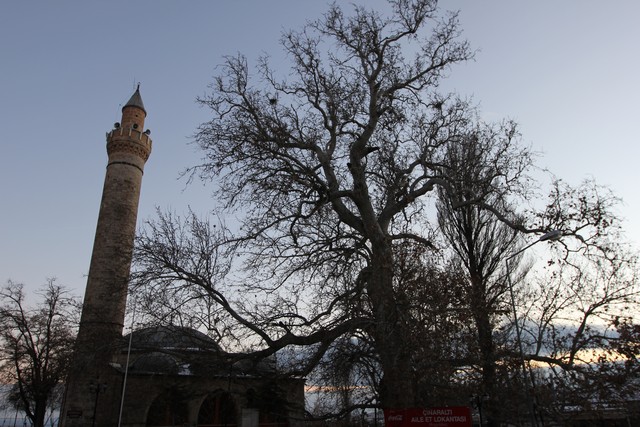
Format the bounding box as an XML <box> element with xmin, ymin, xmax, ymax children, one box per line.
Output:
<box><xmin>1</xmin><ymin>1</ymin><xmax>639</xmax><ymax>297</ymax></box>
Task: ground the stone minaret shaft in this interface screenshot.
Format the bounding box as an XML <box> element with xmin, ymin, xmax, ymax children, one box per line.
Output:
<box><xmin>61</xmin><ymin>87</ymin><xmax>152</xmax><ymax>427</ymax></box>
<box><xmin>80</xmin><ymin>86</ymin><xmax>151</xmax><ymax>349</ymax></box>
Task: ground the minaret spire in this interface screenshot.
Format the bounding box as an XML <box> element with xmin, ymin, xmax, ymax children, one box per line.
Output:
<box><xmin>61</xmin><ymin>87</ymin><xmax>153</xmax><ymax>427</ymax></box>
<box><xmin>123</xmin><ymin>84</ymin><xmax>146</xmax><ymax>115</ymax></box>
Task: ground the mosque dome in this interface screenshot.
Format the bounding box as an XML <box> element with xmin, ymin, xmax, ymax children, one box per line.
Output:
<box><xmin>122</xmin><ymin>325</ymin><xmax>276</xmax><ymax>376</ymax></box>
<box><xmin>124</xmin><ymin>325</ymin><xmax>221</xmax><ymax>352</ymax></box>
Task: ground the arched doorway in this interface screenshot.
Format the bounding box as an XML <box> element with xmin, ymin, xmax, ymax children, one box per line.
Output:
<box><xmin>197</xmin><ymin>391</ymin><xmax>238</xmax><ymax>427</ymax></box>
<box><xmin>146</xmin><ymin>388</ymin><xmax>189</xmax><ymax>426</ymax></box>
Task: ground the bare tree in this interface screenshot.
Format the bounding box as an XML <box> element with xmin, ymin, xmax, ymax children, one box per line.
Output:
<box><xmin>527</xmin><ymin>259</ymin><xmax>640</xmax><ymax>423</ymax></box>
<box><xmin>135</xmin><ymin>0</ymin><xmax>479</xmax><ymax>409</ymax></box>
<box><xmin>133</xmin><ymin>0</ymin><xmax>639</xmax><ymax>416</ymax></box>
<box><xmin>437</xmin><ymin>162</ymin><xmax>640</xmax><ymax>423</ymax></box>
<box><xmin>0</xmin><ymin>280</ymin><xmax>79</xmax><ymax>427</ymax></box>
<box><xmin>435</xmin><ymin>122</ymin><xmax>527</xmax><ymax>425</ymax></box>
<box><xmin>520</xmin><ymin>181</ymin><xmax>640</xmax><ymax>422</ymax></box>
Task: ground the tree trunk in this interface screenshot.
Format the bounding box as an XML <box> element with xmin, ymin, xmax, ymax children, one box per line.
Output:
<box><xmin>476</xmin><ymin>313</ymin><xmax>497</xmax><ymax>426</ymax></box>
<box><xmin>368</xmin><ymin>245</ymin><xmax>416</xmax><ymax>410</ymax></box>
<box><xmin>471</xmin><ymin>275</ymin><xmax>497</xmax><ymax>426</ymax></box>
<box><xmin>34</xmin><ymin>399</ymin><xmax>47</xmax><ymax>427</ymax></box>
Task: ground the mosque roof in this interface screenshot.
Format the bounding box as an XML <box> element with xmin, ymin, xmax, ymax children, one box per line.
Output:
<box><xmin>124</xmin><ymin>325</ymin><xmax>221</xmax><ymax>352</ymax></box>
<box><xmin>131</xmin><ymin>351</ymin><xmax>181</xmax><ymax>375</ymax></box>
<box><xmin>121</xmin><ymin>325</ymin><xmax>277</xmax><ymax>376</ymax></box>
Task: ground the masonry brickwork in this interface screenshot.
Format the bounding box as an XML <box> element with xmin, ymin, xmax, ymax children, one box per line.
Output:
<box><xmin>60</xmin><ymin>87</ymin><xmax>152</xmax><ymax>427</ymax></box>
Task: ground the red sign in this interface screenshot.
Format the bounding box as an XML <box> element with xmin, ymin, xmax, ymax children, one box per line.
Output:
<box><xmin>385</xmin><ymin>407</ymin><xmax>471</xmax><ymax>427</ymax></box>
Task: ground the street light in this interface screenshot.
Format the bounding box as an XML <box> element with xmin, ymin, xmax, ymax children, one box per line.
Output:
<box><xmin>89</xmin><ymin>379</ymin><xmax>108</xmax><ymax>427</ymax></box>
<box><xmin>506</xmin><ymin>230</ymin><xmax>561</xmax><ymax>427</ymax></box>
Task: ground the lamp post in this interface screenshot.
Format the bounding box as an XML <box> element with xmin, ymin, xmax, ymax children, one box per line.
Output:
<box><xmin>506</xmin><ymin>230</ymin><xmax>561</xmax><ymax>427</ymax></box>
<box><xmin>89</xmin><ymin>380</ymin><xmax>108</xmax><ymax>427</ymax></box>
<box><xmin>118</xmin><ymin>297</ymin><xmax>137</xmax><ymax>427</ymax></box>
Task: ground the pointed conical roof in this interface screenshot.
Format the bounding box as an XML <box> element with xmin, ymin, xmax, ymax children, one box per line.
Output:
<box><xmin>123</xmin><ymin>84</ymin><xmax>146</xmax><ymax>115</ymax></box>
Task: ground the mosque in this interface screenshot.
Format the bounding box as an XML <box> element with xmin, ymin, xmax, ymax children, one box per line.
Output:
<box><xmin>59</xmin><ymin>88</ymin><xmax>305</xmax><ymax>427</ymax></box>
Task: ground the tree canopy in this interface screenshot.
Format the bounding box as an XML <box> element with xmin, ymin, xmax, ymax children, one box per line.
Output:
<box><xmin>132</xmin><ymin>0</ymin><xmax>640</xmax><ymax>423</ymax></box>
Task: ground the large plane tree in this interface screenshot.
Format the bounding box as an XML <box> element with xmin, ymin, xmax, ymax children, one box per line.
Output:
<box><xmin>136</xmin><ymin>0</ymin><xmax>481</xmax><ymax>409</ymax></box>
<box><xmin>132</xmin><ymin>0</ymin><xmax>638</xmax><ymax>414</ymax></box>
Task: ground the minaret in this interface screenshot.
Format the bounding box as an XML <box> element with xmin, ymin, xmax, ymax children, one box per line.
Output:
<box><xmin>61</xmin><ymin>86</ymin><xmax>152</xmax><ymax>427</ymax></box>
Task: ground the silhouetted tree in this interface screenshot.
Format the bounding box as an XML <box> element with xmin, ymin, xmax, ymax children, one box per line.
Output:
<box><xmin>135</xmin><ymin>0</ymin><xmax>478</xmax><ymax>409</ymax></box>
<box><xmin>521</xmin><ymin>184</ymin><xmax>640</xmax><ymax>424</ymax></box>
<box><xmin>434</xmin><ymin>123</ymin><xmax>526</xmax><ymax>425</ymax></box>
<box><xmin>0</xmin><ymin>280</ymin><xmax>79</xmax><ymax>427</ymax></box>
<box><xmin>132</xmin><ymin>0</ymin><xmax>639</xmax><ymax>417</ymax></box>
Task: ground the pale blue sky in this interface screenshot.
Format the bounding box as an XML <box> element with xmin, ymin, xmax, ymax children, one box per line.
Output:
<box><xmin>1</xmin><ymin>1</ymin><xmax>639</xmax><ymax>296</ymax></box>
